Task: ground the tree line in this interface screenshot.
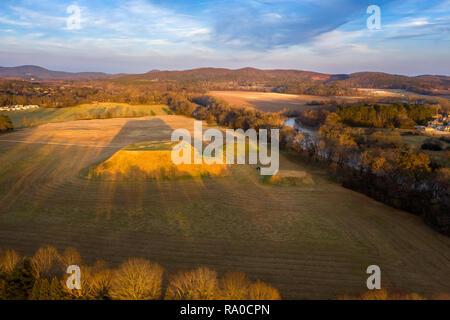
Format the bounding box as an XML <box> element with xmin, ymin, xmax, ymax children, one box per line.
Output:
<box><xmin>0</xmin><ymin>80</ymin><xmax>202</xmax><ymax>108</ymax></box>
<box><xmin>336</xmin><ymin>103</ymin><xmax>435</xmax><ymax>129</ymax></box>
<box><xmin>285</xmin><ymin>113</ymin><xmax>449</xmax><ymax>235</ymax></box>
<box><xmin>339</xmin><ymin>288</ymin><xmax>449</xmax><ymax>300</ymax></box>
<box><xmin>167</xmin><ymin>94</ymin><xmax>449</xmax><ymax>236</ymax></box>
<box><xmin>0</xmin><ymin>247</ymin><xmax>281</xmax><ymax>300</ymax></box>
<box><xmin>168</xmin><ymin>94</ymin><xmax>285</xmax><ymax>132</ymax></box>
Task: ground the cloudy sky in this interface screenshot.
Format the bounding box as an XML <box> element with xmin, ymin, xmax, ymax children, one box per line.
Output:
<box><xmin>0</xmin><ymin>0</ymin><xmax>449</xmax><ymax>75</ymax></box>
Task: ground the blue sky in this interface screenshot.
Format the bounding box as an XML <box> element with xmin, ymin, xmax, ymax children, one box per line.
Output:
<box><xmin>0</xmin><ymin>0</ymin><xmax>449</xmax><ymax>75</ymax></box>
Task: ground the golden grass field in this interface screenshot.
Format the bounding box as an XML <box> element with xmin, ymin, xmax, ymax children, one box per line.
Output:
<box><xmin>89</xmin><ymin>141</ymin><xmax>230</xmax><ymax>180</ymax></box>
<box><xmin>0</xmin><ymin>102</ymin><xmax>169</xmax><ymax>128</ymax></box>
<box><xmin>264</xmin><ymin>170</ymin><xmax>315</xmax><ymax>186</ymax></box>
<box><xmin>208</xmin><ymin>91</ymin><xmax>358</xmax><ymax>112</ymax></box>
<box><xmin>356</xmin><ymin>88</ymin><xmax>432</xmax><ymax>98</ymax></box>
<box><xmin>0</xmin><ymin>115</ymin><xmax>449</xmax><ymax>299</ymax></box>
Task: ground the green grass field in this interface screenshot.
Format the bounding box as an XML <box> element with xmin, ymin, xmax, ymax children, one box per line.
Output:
<box><xmin>401</xmin><ymin>133</ymin><xmax>449</xmax><ymax>148</ymax></box>
<box><xmin>0</xmin><ymin>102</ymin><xmax>169</xmax><ymax>129</ymax></box>
<box><xmin>400</xmin><ymin>134</ymin><xmax>450</xmax><ymax>168</ymax></box>
<box><xmin>361</xmin><ymin>128</ymin><xmax>450</xmax><ymax>168</ymax></box>
<box><xmin>0</xmin><ymin>115</ymin><xmax>449</xmax><ymax>299</ymax></box>
<box><xmin>124</xmin><ymin>141</ymin><xmax>177</xmax><ymax>151</ymax></box>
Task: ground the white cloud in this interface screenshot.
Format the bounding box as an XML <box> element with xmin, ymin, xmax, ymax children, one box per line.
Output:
<box><xmin>8</xmin><ymin>5</ymin><xmax>66</xmax><ymax>28</ymax></box>
<box><xmin>385</xmin><ymin>17</ymin><xmax>432</xmax><ymax>28</ymax></box>
<box><xmin>0</xmin><ymin>16</ymin><xmax>32</xmax><ymax>26</ymax></box>
<box><xmin>311</xmin><ymin>30</ymin><xmax>378</xmax><ymax>55</ymax></box>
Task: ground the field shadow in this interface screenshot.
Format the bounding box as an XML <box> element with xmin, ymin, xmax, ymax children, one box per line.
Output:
<box><xmin>106</xmin><ymin>117</ymin><xmax>176</xmax><ymax>149</ymax></box>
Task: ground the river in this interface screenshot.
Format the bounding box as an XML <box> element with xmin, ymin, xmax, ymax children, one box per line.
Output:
<box><xmin>285</xmin><ymin>118</ymin><xmax>317</xmax><ymax>136</ymax></box>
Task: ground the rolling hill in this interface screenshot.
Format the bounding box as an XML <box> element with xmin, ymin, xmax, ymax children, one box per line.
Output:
<box><xmin>1</xmin><ymin>65</ymin><xmax>449</xmax><ymax>95</ymax></box>
<box><xmin>326</xmin><ymin>72</ymin><xmax>450</xmax><ymax>95</ymax></box>
<box><xmin>0</xmin><ymin>65</ymin><xmax>112</xmax><ymax>80</ymax></box>
<box><xmin>119</xmin><ymin>68</ymin><xmax>450</xmax><ymax>95</ymax></box>
<box><xmin>121</xmin><ymin>67</ymin><xmax>327</xmax><ymax>81</ymax></box>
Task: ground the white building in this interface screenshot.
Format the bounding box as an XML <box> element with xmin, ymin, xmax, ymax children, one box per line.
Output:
<box><xmin>0</xmin><ymin>105</ymin><xmax>40</xmax><ymax>112</ymax></box>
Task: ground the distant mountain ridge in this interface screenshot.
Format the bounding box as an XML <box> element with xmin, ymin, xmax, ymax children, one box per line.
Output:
<box><xmin>0</xmin><ymin>65</ymin><xmax>112</xmax><ymax>80</ymax></box>
<box><xmin>120</xmin><ymin>67</ymin><xmax>450</xmax><ymax>94</ymax></box>
<box><xmin>1</xmin><ymin>65</ymin><xmax>449</xmax><ymax>95</ymax></box>
<box><xmin>117</xmin><ymin>67</ymin><xmax>329</xmax><ymax>82</ymax></box>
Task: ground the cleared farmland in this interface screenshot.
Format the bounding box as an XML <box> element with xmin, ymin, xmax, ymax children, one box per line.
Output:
<box><xmin>0</xmin><ymin>102</ymin><xmax>169</xmax><ymax>129</ymax></box>
<box><xmin>208</xmin><ymin>91</ymin><xmax>358</xmax><ymax>112</ymax></box>
<box><xmin>0</xmin><ymin>115</ymin><xmax>449</xmax><ymax>299</ymax></box>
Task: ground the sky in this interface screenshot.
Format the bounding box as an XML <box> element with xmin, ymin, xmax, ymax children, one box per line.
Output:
<box><xmin>0</xmin><ymin>0</ymin><xmax>449</xmax><ymax>75</ymax></box>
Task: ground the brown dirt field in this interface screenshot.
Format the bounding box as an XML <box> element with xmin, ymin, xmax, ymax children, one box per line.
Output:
<box><xmin>209</xmin><ymin>91</ymin><xmax>330</xmax><ymax>112</ymax></box>
<box><xmin>0</xmin><ymin>115</ymin><xmax>449</xmax><ymax>299</ymax></box>
<box><xmin>209</xmin><ymin>91</ymin><xmax>358</xmax><ymax>112</ymax></box>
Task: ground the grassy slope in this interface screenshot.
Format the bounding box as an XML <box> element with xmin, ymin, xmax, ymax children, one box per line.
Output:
<box><xmin>89</xmin><ymin>141</ymin><xmax>230</xmax><ymax>180</ymax></box>
<box><xmin>0</xmin><ymin>115</ymin><xmax>448</xmax><ymax>299</ymax></box>
<box><xmin>0</xmin><ymin>102</ymin><xmax>169</xmax><ymax>128</ymax></box>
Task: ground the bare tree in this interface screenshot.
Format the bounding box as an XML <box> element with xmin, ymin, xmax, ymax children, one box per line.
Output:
<box><xmin>0</xmin><ymin>249</ymin><xmax>21</xmax><ymax>273</ymax></box>
<box><xmin>248</xmin><ymin>280</ymin><xmax>281</xmax><ymax>300</ymax></box>
<box><xmin>110</xmin><ymin>258</ymin><xmax>163</xmax><ymax>300</ymax></box>
<box><xmin>219</xmin><ymin>271</ymin><xmax>251</xmax><ymax>300</ymax></box>
<box><xmin>58</xmin><ymin>247</ymin><xmax>82</xmax><ymax>271</ymax></box>
<box><xmin>31</xmin><ymin>246</ymin><xmax>61</xmax><ymax>279</ymax></box>
<box><xmin>165</xmin><ymin>267</ymin><xmax>218</xmax><ymax>300</ymax></box>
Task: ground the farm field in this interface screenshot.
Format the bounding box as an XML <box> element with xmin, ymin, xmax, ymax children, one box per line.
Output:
<box><xmin>400</xmin><ymin>133</ymin><xmax>450</xmax><ymax>168</ymax></box>
<box><xmin>356</xmin><ymin>88</ymin><xmax>428</xmax><ymax>98</ymax></box>
<box><xmin>0</xmin><ymin>115</ymin><xmax>449</xmax><ymax>299</ymax></box>
<box><xmin>401</xmin><ymin>133</ymin><xmax>450</xmax><ymax>148</ymax></box>
<box><xmin>208</xmin><ymin>91</ymin><xmax>357</xmax><ymax>112</ymax></box>
<box><xmin>371</xmin><ymin>128</ymin><xmax>450</xmax><ymax>168</ymax></box>
<box><xmin>356</xmin><ymin>128</ymin><xmax>450</xmax><ymax>168</ymax></box>
<box><xmin>0</xmin><ymin>102</ymin><xmax>169</xmax><ymax>129</ymax></box>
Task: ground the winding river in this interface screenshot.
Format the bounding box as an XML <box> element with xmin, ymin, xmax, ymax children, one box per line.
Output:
<box><xmin>285</xmin><ymin>117</ymin><xmax>317</xmax><ymax>136</ymax></box>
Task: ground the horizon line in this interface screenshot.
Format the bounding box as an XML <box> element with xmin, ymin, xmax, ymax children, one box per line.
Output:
<box><xmin>1</xmin><ymin>64</ymin><xmax>449</xmax><ymax>78</ymax></box>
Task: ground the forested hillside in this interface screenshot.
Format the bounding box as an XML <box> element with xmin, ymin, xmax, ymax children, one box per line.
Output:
<box><xmin>1</xmin><ymin>66</ymin><xmax>449</xmax><ymax>96</ymax></box>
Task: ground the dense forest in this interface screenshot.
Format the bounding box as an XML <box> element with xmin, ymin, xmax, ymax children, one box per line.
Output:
<box><xmin>0</xmin><ymin>81</ymin><xmax>182</xmax><ymax>107</ymax></box>
<box><xmin>0</xmin><ymin>80</ymin><xmax>202</xmax><ymax>108</ymax></box>
<box><xmin>336</xmin><ymin>103</ymin><xmax>435</xmax><ymax>128</ymax></box>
